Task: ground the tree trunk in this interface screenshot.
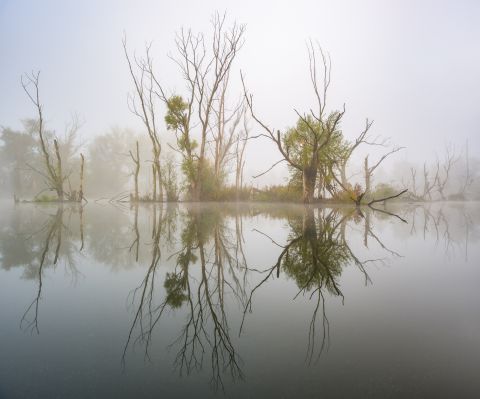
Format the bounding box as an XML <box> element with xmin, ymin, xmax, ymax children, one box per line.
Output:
<box><xmin>79</xmin><ymin>153</ymin><xmax>85</xmax><ymax>202</ymax></box>
<box><xmin>54</xmin><ymin>139</ymin><xmax>64</xmax><ymax>201</ymax></box>
<box><xmin>364</xmin><ymin>157</ymin><xmax>371</xmax><ymax>197</ymax></box>
<box><xmin>152</xmin><ymin>163</ymin><xmax>157</xmax><ymax>201</ymax></box>
<box><xmin>192</xmin><ymin>158</ymin><xmax>204</xmax><ymax>201</ymax></box>
<box><xmin>340</xmin><ymin>162</ymin><xmax>348</xmax><ymax>188</ymax></box>
<box><xmin>303</xmin><ymin>167</ymin><xmax>317</xmax><ymax>204</ymax></box>
<box><xmin>156</xmin><ymin>160</ymin><xmax>163</xmax><ymax>202</ymax></box>
<box><xmin>303</xmin><ymin>207</ymin><xmax>317</xmax><ymax>239</ymax></box>
<box><xmin>134</xmin><ymin>142</ymin><xmax>139</xmax><ymax>201</ymax></box>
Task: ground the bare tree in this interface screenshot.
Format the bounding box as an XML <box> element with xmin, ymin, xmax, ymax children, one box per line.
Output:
<box><xmin>21</xmin><ymin>72</ymin><xmax>84</xmax><ymax>202</ymax></box>
<box><xmin>421</xmin><ymin>162</ymin><xmax>438</xmax><ymax>201</ymax></box>
<box><xmin>21</xmin><ymin>72</ymin><xmax>65</xmax><ymax>200</ymax></box>
<box><xmin>123</xmin><ymin>37</ymin><xmax>163</xmax><ymax>201</ymax></box>
<box><xmin>159</xmin><ymin>13</ymin><xmax>245</xmax><ymax>200</ymax></box>
<box><xmin>211</xmin><ymin>73</ymin><xmax>244</xmax><ymax>184</ymax></box>
<box><xmin>338</xmin><ymin>119</ymin><xmax>385</xmax><ymax>189</ymax></box>
<box><xmin>363</xmin><ymin>146</ymin><xmax>404</xmax><ymax>196</ymax></box>
<box><xmin>434</xmin><ymin>144</ymin><xmax>459</xmax><ymax>200</ymax></box>
<box><xmin>242</xmin><ymin>41</ymin><xmax>347</xmax><ymax>203</ymax></box>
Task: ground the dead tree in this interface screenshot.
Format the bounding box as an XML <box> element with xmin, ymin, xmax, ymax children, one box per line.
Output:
<box><xmin>421</xmin><ymin>162</ymin><xmax>438</xmax><ymax>200</ymax></box>
<box><xmin>21</xmin><ymin>72</ymin><xmax>64</xmax><ymax>201</ymax></box>
<box><xmin>212</xmin><ymin>73</ymin><xmax>244</xmax><ymax>184</ymax></box>
<box><xmin>338</xmin><ymin>119</ymin><xmax>383</xmax><ymax>188</ymax></box>
<box><xmin>242</xmin><ymin>41</ymin><xmax>346</xmax><ymax>203</ymax></box>
<box><xmin>151</xmin><ymin>13</ymin><xmax>245</xmax><ymax>201</ymax></box>
<box><xmin>434</xmin><ymin>144</ymin><xmax>459</xmax><ymax>200</ymax></box>
<box><xmin>363</xmin><ymin>146</ymin><xmax>403</xmax><ymax>196</ymax></box>
<box><xmin>123</xmin><ymin>37</ymin><xmax>163</xmax><ymax>201</ymax></box>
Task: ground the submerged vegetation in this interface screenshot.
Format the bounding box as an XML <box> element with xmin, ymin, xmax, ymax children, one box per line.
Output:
<box><xmin>0</xmin><ymin>13</ymin><xmax>477</xmax><ymax>204</ymax></box>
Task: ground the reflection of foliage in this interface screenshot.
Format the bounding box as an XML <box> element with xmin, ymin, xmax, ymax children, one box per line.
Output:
<box><xmin>0</xmin><ymin>205</ymin><xmax>87</xmax><ymax>333</ymax></box>
<box><xmin>242</xmin><ymin>206</ymin><xmax>401</xmax><ymax>364</ymax></box>
<box><xmin>164</xmin><ymin>272</ymin><xmax>188</xmax><ymax>309</ymax></box>
<box><xmin>282</xmin><ymin>210</ymin><xmax>349</xmax><ymax>297</ymax></box>
<box><xmin>0</xmin><ymin>202</ymin><xmax>414</xmax><ymax>389</ymax></box>
<box><xmin>123</xmin><ymin>205</ymin><xmax>247</xmax><ymax>390</ymax></box>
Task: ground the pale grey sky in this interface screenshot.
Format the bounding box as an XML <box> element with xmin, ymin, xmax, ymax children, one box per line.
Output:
<box><xmin>1</xmin><ymin>0</ymin><xmax>479</xmax><ymax>186</ymax></box>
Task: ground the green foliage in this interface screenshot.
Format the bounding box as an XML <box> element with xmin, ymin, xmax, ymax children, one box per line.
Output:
<box><xmin>370</xmin><ymin>183</ymin><xmax>399</xmax><ymax>201</ymax></box>
<box><xmin>162</xmin><ymin>156</ymin><xmax>180</xmax><ymax>202</ymax></box>
<box><xmin>165</xmin><ymin>95</ymin><xmax>198</xmax><ymax>152</ymax></box>
<box><xmin>280</xmin><ymin>210</ymin><xmax>350</xmax><ymax>296</ymax></box>
<box><xmin>34</xmin><ymin>194</ymin><xmax>57</xmax><ymax>202</ymax></box>
<box><xmin>253</xmin><ymin>184</ymin><xmax>303</xmax><ymax>202</ymax></box>
<box><xmin>331</xmin><ymin>183</ymin><xmax>364</xmax><ymax>203</ymax></box>
<box><xmin>165</xmin><ymin>95</ymin><xmax>188</xmax><ymax>132</ymax></box>
<box><xmin>197</xmin><ymin>160</ymin><xmax>219</xmax><ymax>200</ymax></box>
<box><xmin>164</xmin><ymin>272</ymin><xmax>188</xmax><ymax>309</ymax></box>
<box><xmin>283</xmin><ymin>115</ymin><xmax>347</xmax><ymax>170</ymax></box>
<box><xmin>214</xmin><ymin>186</ymin><xmax>252</xmax><ymax>201</ymax></box>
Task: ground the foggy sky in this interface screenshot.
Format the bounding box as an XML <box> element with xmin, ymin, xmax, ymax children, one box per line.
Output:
<box><xmin>1</xmin><ymin>0</ymin><xmax>479</xmax><ymax>186</ymax></box>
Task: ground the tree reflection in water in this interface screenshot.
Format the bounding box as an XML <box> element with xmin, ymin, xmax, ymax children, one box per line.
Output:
<box><xmin>122</xmin><ymin>205</ymin><xmax>247</xmax><ymax>390</ymax></box>
<box><xmin>240</xmin><ymin>206</ymin><xmax>399</xmax><ymax>364</ymax></box>
<box><xmin>3</xmin><ymin>203</ymin><xmax>468</xmax><ymax>391</ymax></box>
<box><xmin>120</xmin><ymin>204</ymin><xmax>405</xmax><ymax>387</ymax></box>
<box><xmin>0</xmin><ymin>205</ymin><xmax>85</xmax><ymax>333</ymax></box>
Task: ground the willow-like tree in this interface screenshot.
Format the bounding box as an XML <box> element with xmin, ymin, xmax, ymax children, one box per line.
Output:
<box><xmin>242</xmin><ymin>41</ymin><xmax>349</xmax><ymax>203</ymax></box>
<box><xmin>282</xmin><ymin>115</ymin><xmax>347</xmax><ymax>199</ymax></box>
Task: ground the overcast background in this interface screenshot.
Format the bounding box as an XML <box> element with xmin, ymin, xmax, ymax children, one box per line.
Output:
<box><xmin>1</xmin><ymin>0</ymin><xmax>479</xmax><ymax>186</ymax></box>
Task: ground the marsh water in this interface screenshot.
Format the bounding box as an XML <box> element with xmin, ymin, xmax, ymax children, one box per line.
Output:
<box><xmin>0</xmin><ymin>201</ymin><xmax>479</xmax><ymax>398</ymax></box>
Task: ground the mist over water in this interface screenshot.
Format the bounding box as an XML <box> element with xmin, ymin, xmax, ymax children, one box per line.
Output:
<box><xmin>0</xmin><ymin>202</ymin><xmax>479</xmax><ymax>398</ymax></box>
<box><xmin>1</xmin><ymin>1</ymin><xmax>480</xmax><ymax>397</ymax></box>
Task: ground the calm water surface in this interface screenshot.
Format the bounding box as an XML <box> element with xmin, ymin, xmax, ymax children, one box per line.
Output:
<box><xmin>0</xmin><ymin>201</ymin><xmax>479</xmax><ymax>398</ymax></box>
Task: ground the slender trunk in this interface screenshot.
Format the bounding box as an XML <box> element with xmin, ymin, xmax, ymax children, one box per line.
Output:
<box><xmin>364</xmin><ymin>157</ymin><xmax>371</xmax><ymax>197</ymax></box>
<box><xmin>79</xmin><ymin>153</ymin><xmax>84</xmax><ymax>202</ymax></box>
<box><xmin>54</xmin><ymin>139</ymin><xmax>63</xmax><ymax>201</ymax></box>
<box><xmin>152</xmin><ymin>163</ymin><xmax>157</xmax><ymax>201</ymax></box>
<box><xmin>134</xmin><ymin>142</ymin><xmax>139</xmax><ymax>201</ymax></box>
<box><xmin>193</xmin><ymin>158</ymin><xmax>204</xmax><ymax>201</ymax></box>
<box><xmin>340</xmin><ymin>162</ymin><xmax>348</xmax><ymax>188</ymax></box>
<box><xmin>156</xmin><ymin>159</ymin><xmax>162</xmax><ymax>202</ymax></box>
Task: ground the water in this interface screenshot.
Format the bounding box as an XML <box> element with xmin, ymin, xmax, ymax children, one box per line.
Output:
<box><xmin>0</xmin><ymin>201</ymin><xmax>479</xmax><ymax>398</ymax></box>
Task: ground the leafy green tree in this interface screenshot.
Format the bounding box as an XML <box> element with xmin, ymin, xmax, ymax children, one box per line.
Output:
<box><xmin>242</xmin><ymin>42</ymin><xmax>348</xmax><ymax>203</ymax></box>
<box><xmin>283</xmin><ymin>115</ymin><xmax>348</xmax><ymax>200</ymax></box>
